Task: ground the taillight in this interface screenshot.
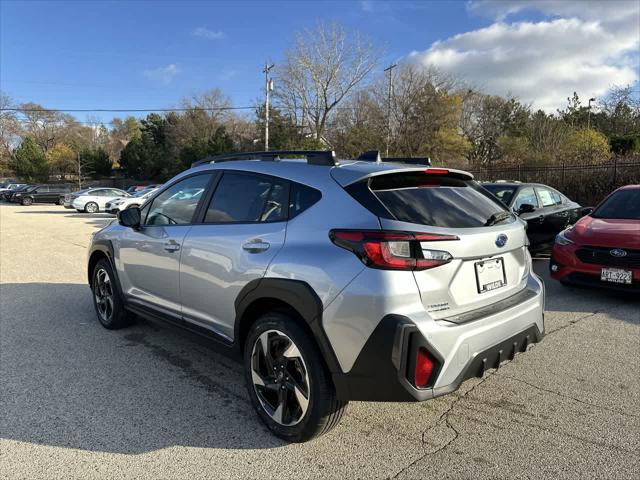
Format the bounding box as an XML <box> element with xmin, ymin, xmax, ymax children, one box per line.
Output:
<box><xmin>329</xmin><ymin>230</ymin><xmax>458</xmax><ymax>271</ymax></box>
<box><xmin>414</xmin><ymin>347</ymin><xmax>436</xmax><ymax>388</ymax></box>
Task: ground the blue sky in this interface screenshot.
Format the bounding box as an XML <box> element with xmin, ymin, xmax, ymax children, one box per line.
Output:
<box><xmin>1</xmin><ymin>0</ymin><xmax>638</xmax><ymax>123</ymax></box>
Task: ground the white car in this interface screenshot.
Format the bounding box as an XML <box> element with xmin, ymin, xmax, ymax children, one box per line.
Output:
<box><xmin>71</xmin><ymin>187</ymin><xmax>130</xmax><ymax>213</ymax></box>
<box><xmin>104</xmin><ymin>187</ymin><xmax>159</xmax><ymax>214</ymax></box>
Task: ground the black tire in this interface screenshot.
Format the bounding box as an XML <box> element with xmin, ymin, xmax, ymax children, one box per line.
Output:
<box><xmin>21</xmin><ymin>197</ymin><xmax>33</xmax><ymax>206</ymax></box>
<box><xmin>85</xmin><ymin>202</ymin><xmax>99</xmax><ymax>213</ymax></box>
<box><xmin>244</xmin><ymin>311</ymin><xmax>347</xmax><ymax>442</ymax></box>
<box><xmin>91</xmin><ymin>258</ymin><xmax>132</xmax><ymax>329</ymax></box>
<box><xmin>76</xmin><ymin>209</ymin><xmax>84</xmax><ymax>213</ymax></box>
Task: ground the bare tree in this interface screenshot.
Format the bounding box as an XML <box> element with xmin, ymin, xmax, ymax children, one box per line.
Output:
<box><xmin>0</xmin><ymin>92</ymin><xmax>23</xmax><ymax>173</ymax></box>
<box><xmin>275</xmin><ymin>22</ymin><xmax>381</xmax><ymax>141</ymax></box>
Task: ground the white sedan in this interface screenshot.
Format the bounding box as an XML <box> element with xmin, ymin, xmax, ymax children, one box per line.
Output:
<box><xmin>71</xmin><ymin>188</ymin><xmax>130</xmax><ymax>213</ymax></box>
<box><xmin>104</xmin><ymin>187</ymin><xmax>159</xmax><ymax>214</ymax></box>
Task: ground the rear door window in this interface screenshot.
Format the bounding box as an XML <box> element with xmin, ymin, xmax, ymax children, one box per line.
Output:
<box><xmin>369</xmin><ymin>172</ymin><xmax>512</xmax><ymax>228</ymax></box>
<box><xmin>204</xmin><ymin>172</ymin><xmax>289</xmax><ymax>223</ymax></box>
<box><xmin>536</xmin><ymin>187</ymin><xmax>557</xmax><ymax>207</ymax></box>
<box><xmin>289</xmin><ymin>183</ymin><xmax>321</xmax><ymax>219</ymax></box>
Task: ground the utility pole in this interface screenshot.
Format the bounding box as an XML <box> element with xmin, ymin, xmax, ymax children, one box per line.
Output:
<box><xmin>263</xmin><ymin>63</ymin><xmax>275</xmax><ymax>151</ymax></box>
<box><xmin>587</xmin><ymin>97</ymin><xmax>596</xmax><ymax>129</ymax></box>
<box><xmin>384</xmin><ymin>63</ymin><xmax>397</xmax><ymax>157</ymax></box>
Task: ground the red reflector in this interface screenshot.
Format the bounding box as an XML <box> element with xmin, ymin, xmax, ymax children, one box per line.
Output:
<box><xmin>415</xmin><ymin>348</ymin><xmax>435</xmax><ymax>388</ymax></box>
<box><xmin>424</xmin><ymin>168</ymin><xmax>450</xmax><ymax>175</ymax></box>
<box><xmin>413</xmin><ymin>233</ymin><xmax>459</xmax><ymax>241</ymax></box>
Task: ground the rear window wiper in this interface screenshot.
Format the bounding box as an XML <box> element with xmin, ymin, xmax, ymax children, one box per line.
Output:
<box><xmin>484</xmin><ymin>211</ymin><xmax>512</xmax><ymax>226</ymax></box>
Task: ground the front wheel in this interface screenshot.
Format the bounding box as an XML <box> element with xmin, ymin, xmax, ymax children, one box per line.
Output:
<box><xmin>244</xmin><ymin>312</ymin><xmax>347</xmax><ymax>442</ymax></box>
<box><xmin>91</xmin><ymin>258</ymin><xmax>132</xmax><ymax>329</ymax></box>
<box><xmin>85</xmin><ymin>202</ymin><xmax>98</xmax><ymax>213</ymax></box>
<box><xmin>21</xmin><ymin>197</ymin><xmax>33</xmax><ymax>206</ymax></box>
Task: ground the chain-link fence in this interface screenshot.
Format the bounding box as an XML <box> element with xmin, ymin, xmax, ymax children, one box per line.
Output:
<box><xmin>468</xmin><ymin>158</ymin><xmax>640</xmax><ymax>206</ymax></box>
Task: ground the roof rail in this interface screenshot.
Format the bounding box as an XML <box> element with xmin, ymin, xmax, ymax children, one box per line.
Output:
<box><xmin>191</xmin><ymin>150</ymin><xmax>336</xmax><ymax>168</ymax></box>
<box><xmin>356</xmin><ymin>150</ymin><xmax>431</xmax><ymax>166</ymax></box>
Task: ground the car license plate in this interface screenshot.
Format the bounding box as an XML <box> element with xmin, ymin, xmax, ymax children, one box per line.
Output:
<box><xmin>475</xmin><ymin>258</ymin><xmax>506</xmax><ymax>293</ymax></box>
<box><xmin>600</xmin><ymin>268</ymin><xmax>632</xmax><ymax>284</ymax></box>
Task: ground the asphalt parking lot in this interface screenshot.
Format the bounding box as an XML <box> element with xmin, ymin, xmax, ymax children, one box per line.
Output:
<box><xmin>1</xmin><ymin>203</ymin><xmax>638</xmax><ymax>480</ymax></box>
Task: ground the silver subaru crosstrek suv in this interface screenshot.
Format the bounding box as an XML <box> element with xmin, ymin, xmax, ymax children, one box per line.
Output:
<box><xmin>87</xmin><ymin>150</ymin><xmax>544</xmax><ymax>442</ymax></box>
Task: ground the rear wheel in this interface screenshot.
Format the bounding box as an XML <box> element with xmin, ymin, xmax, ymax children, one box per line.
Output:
<box><xmin>91</xmin><ymin>258</ymin><xmax>132</xmax><ymax>329</ymax></box>
<box><xmin>244</xmin><ymin>312</ymin><xmax>347</xmax><ymax>442</ymax></box>
<box><xmin>85</xmin><ymin>202</ymin><xmax>99</xmax><ymax>213</ymax></box>
<box><xmin>21</xmin><ymin>197</ymin><xmax>33</xmax><ymax>206</ymax></box>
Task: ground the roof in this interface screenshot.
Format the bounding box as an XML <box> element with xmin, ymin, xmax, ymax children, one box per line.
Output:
<box><xmin>189</xmin><ymin>158</ymin><xmax>473</xmax><ymax>188</ymax></box>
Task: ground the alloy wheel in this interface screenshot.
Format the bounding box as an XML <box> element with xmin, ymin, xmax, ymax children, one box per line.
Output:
<box><xmin>86</xmin><ymin>203</ymin><xmax>98</xmax><ymax>213</ymax></box>
<box><xmin>94</xmin><ymin>268</ymin><xmax>114</xmax><ymax>322</ymax></box>
<box><xmin>251</xmin><ymin>329</ymin><xmax>310</xmax><ymax>426</ymax></box>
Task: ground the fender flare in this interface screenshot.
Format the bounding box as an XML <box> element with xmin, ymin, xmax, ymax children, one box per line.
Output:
<box><xmin>234</xmin><ymin>278</ymin><xmax>342</xmax><ymax>375</ymax></box>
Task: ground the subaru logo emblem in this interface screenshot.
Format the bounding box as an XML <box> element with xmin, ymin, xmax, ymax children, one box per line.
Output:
<box><xmin>495</xmin><ymin>234</ymin><xmax>508</xmax><ymax>248</ymax></box>
<box><xmin>610</xmin><ymin>249</ymin><xmax>627</xmax><ymax>258</ymax></box>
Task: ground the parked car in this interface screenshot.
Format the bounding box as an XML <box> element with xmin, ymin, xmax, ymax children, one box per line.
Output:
<box><xmin>1</xmin><ymin>183</ymin><xmax>29</xmax><ymax>201</ymax></box>
<box><xmin>12</xmin><ymin>184</ymin><xmax>74</xmax><ymax>205</ymax></box>
<box><xmin>104</xmin><ymin>187</ymin><xmax>159</xmax><ymax>214</ymax></box>
<box><xmin>7</xmin><ymin>185</ymin><xmax>36</xmax><ymax>203</ymax></box>
<box><xmin>125</xmin><ymin>184</ymin><xmax>160</xmax><ymax>194</ymax></box>
<box><xmin>550</xmin><ymin>185</ymin><xmax>639</xmax><ymax>292</ymax></box>
<box><xmin>0</xmin><ymin>183</ymin><xmax>27</xmax><ymax>196</ymax></box>
<box><xmin>483</xmin><ymin>182</ymin><xmax>585</xmax><ymax>251</ymax></box>
<box><xmin>70</xmin><ymin>187</ymin><xmax>130</xmax><ymax>213</ymax></box>
<box><xmin>87</xmin><ymin>150</ymin><xmax>544</xmax><ymax>441</ymax></box>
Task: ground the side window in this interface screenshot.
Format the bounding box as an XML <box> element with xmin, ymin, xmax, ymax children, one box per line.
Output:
<box><xmin>92</xmin><ymin>189</ymin><xmax>106</xmax><ymax>197</ymax></box>
<box><xmin>513</xmin><ymin>187</ymin><xmax>538</xmax><ymax>210</ymax></box>
<box><xmin>289</xmin><ymin>183</ymin><xmax>322</xmax><ymax>219</ymax></box>
<box><xmin>204</xmin><ymin>172</ymin><xmax>289</xmax><ymax>223</ymax></box>
<box><xmin>145</xmin><ymin>174</ymin><xmax>212</xmax><ymax>226</ymax></box>
<box><xmin>37</xmin><ymin>186</ymin><xmax>49</xmax><ymax>193</ymax></box>
<box><xmin>536</xmin><ymin>188</ymin><xmax>556</xmax><ymax>207</ymax></box>
<box><xmin>550</xmin><ymin>190</ymin><xmax>563</xmax><ymax>205</ymax></box>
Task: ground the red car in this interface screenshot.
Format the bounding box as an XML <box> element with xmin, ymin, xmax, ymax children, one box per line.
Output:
<box><xmin>550</xmin><ymin>185</ymin><xmax>640</xmax><ymax>292</ymax></box>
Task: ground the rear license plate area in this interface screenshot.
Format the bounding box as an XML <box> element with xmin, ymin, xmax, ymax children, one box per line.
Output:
<box><xmin>475</xmin><ymin>258</ymin><xmax>506</xmax><ymax>293</ymax></box>
<box><xmin>601</xmin><ymin>267</ymin><xmax>632</xmax><ymax>284</ymax></box>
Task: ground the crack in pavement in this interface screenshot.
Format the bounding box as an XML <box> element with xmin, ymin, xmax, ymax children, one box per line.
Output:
<box><xmin>390</xmin><ymin>370</ymin><xmax>499</xmax><ymax>479</ymax></box>
<box><xmin>499</xmin><ymin>374</ymin><xmax>640</xmax><ymax>419</ymax></box>
<box><xmin>545</xmin><ymin>309</ymin><xmax>603</xmax><ymax>336</ymax></box>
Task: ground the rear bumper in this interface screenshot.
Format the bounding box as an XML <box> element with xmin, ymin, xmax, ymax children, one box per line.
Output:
<box><xmin>333</xmin><ymin>274</ymin><xmax>544</xmax><ymax>402</ymax></box>
<box><xmin>551</xmin><ymin>243</ymin><xmax>640</xmax><ymax>292</ymax></box>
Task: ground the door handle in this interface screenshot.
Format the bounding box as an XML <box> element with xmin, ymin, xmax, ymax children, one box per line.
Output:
<box><xmin>242</xmin><ymin>239</ymin><xmax>270</xmax><ymax>253</ymax></box>
<box><xmin>538</xmin><ymin>215</ymin><xmax>545</xmax><ymax>224</ymax></box>
<box><xmin>163</xmin><ymin>240</ymin><xmax>181</xmax><ymax>252</ymax></box>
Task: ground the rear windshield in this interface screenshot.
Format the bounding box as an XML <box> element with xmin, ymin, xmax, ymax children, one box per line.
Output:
<box><xmin>369</xmin><ymin>173</ymin><xmax>512</xmax><ymax>228</ymax></box>
<box><xmin>483</xmin><ymin>184</ymin><xmax>517</xmax><ymax>205</ymax></box>
<box><xmin>592</xmin><ymin>189</ymin><xmax>640</xmax><ymax>220</ymax></box>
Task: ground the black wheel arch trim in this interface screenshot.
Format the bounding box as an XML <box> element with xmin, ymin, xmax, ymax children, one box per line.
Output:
<box><xmin>87</xmin><ymin>240</ymin><xmax>123</xmax><ymax>297</ymax></box>
<box><xmin>234</xmin><ymin>278</ymin><xmax>343</xmax><ymax>377</ymax></box>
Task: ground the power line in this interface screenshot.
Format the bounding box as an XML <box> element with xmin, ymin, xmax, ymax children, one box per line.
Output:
<box><xmin>1</xmin><ymin>106</ymin><xmax>256</xmax><ymax>113</ymax></box>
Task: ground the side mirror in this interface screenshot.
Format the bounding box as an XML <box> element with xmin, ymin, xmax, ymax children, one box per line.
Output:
<box><xmin>581</xmin><ymin>207</ymin><xmax>594</xmax><ymax>217</ymax></box>
<box><xmin>118</xmin><ymin>207</ymin><xmax>141</xmax><ymax>229</ymax></box>
<box><xmin>517</xmin><ymin>203</ymin><xmax>536</xmax><ymax>214</ymax></box>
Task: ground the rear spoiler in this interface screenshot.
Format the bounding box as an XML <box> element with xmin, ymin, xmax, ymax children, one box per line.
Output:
<box><xmin>357</xmin><ymin>150</ymin><xmax>431</xmax><ymax>166</ymax></box>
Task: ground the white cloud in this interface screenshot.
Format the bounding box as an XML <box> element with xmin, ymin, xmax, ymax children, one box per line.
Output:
<box><xmin>192</xmin><ymin>27</ymin><xmax>225</xmax><ymax>40</ymax></box>
<box><xmin>410</xmin><ymin>0</ymin><xmax>639</xmax><ymax>111</ymax></box>
<box><xmin>143</xmin><ymin>64</ymin><xmax>181</xmax><ymax>85</ymax></box>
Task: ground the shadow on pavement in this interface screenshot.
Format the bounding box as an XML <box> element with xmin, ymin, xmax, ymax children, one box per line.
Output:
<box><xmin>0</xmin><ymin>282</ymin><xmax>284</xmax><ymax>454</ymax></box>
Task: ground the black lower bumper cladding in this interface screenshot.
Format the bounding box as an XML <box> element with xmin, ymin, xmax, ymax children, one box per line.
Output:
<box><xmin>332</xmin><ymin>315</ymin><xmax>543</xmax><ymax>402</ymax></box>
